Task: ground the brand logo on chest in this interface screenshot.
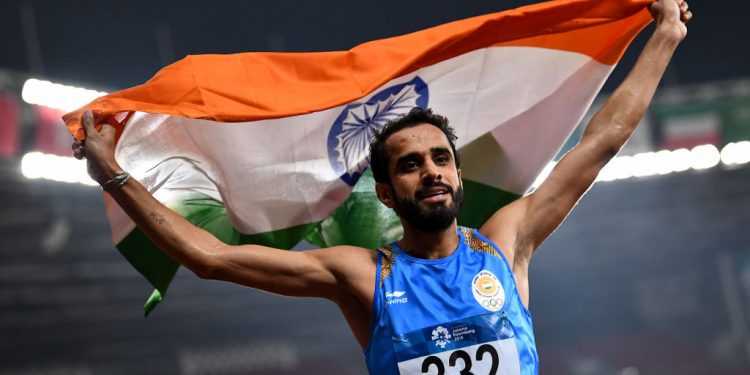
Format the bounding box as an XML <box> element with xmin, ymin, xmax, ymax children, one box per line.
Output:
<box><xmin>386</xmin><ymin>290</ymin><xmax>408</xmax><ymax>305</ymax></box>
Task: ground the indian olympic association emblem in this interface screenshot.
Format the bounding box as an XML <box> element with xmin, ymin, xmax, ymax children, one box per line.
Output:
<box><xmin>431</xmin><ymin>326</ymin><xmax>452</xmax><ymax>349</ymax></box>
<box><xmin>326</xmin><ymin>76</ymin><xmax>429</xmax><ymax>186</ymax></box>
<box><xmin>472</xmin><ymin>270</ymin><xmax>505</xmax><ymax>312</ymax></box>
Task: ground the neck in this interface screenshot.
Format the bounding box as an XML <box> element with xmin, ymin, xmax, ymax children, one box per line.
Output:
<box><xmin>397</xmin><ymin>221</ymin><xmax>459</xmax><ymax>260</ymax></box>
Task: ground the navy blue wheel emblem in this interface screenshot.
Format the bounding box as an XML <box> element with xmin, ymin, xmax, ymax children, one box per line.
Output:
<box><xmin>327</xmin><ymin>76</ymin><xmax>429</xmax><ymax>186</ymax></box>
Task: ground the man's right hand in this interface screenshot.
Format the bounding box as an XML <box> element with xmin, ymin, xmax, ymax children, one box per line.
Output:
<box><xmin>71</xmin><ymin>110</ymin><xmax>121</xmax><ymax>187</ymax></box>
<box><xmin>650</xmin><ymin>0</ymin><xmax>692</xmax><ymax>42</ymax></box>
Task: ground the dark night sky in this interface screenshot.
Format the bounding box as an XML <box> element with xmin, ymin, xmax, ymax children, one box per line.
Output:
<box><xmin>0</xmin><ymin>1</ymin><xmax>746</xmax><ymax>91</ymax></box>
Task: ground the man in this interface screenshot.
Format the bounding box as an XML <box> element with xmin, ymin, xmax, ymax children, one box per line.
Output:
<box><xmin>74</xmin><ymin>0</ymin><xmax>691</xmax><ymax>373</ymax></box>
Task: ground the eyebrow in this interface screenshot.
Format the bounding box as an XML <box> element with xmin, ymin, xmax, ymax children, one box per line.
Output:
<box><xmin>431</xmin><ymin>147</ymin><xmax>452</xmax><ymax>156</ymax></box>
<box><xmin>394</xmin><ymin>147</ymin><xmax>452</xmax><ymax>167</ymax></box>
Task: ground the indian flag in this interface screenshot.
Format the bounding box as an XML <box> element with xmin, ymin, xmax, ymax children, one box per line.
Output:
<box><xmin>64</xmin><ymin>0</ymin><xmax>653</xmax><ymax>315</ymax></box>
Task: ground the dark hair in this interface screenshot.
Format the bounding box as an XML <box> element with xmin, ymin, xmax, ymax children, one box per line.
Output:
<box><xmin>369</xmin><ymin>107</ymin><xmax>460</xmax><ymax>183</ymax></box>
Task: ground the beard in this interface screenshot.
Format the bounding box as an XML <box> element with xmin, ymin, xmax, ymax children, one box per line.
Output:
<box><xmin>392</xmin><ymin>182</ymin><xmax>464</xmax><ymax>233</ymax></box>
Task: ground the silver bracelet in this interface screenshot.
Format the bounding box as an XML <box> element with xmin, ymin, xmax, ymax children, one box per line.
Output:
<box><xmin>101</xmin><ymin>171</ymin><xmax>131</xmax><ymax>191</ymax></box>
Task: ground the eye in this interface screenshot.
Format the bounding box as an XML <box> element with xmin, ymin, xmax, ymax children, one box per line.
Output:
<box><xmin>435</xmin><ymin>154</ymin><xmax>450</xmax><ymax>165</ymax></box>
<box><xmin>404</xmin><ymin>161</ymin><xmax>419</xmax><ymax>171</ymax></box>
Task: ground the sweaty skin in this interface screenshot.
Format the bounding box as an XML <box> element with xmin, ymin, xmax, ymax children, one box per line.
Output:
<box><xmin>75</xmin><ymin>0</ymin><xmax>691</xmax><ymax>351</ymax></box>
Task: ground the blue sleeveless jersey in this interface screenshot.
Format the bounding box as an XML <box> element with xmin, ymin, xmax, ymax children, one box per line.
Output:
<box><xmin>364</xmin><ymin>227</ymin><xmax>538</xmax><ymax>374</ymax></box>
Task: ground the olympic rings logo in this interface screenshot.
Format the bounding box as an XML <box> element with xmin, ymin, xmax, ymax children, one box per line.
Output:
<box><xmin>481</xmin><ymin>299</ymin><xmax>501</xmax><ymax>308</ymax></box>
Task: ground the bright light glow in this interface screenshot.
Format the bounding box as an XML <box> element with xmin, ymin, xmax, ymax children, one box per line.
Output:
<box><xmin>689</xmin><ymin>144</ymin><xmax>721</xmax><ymax>170</ymax></box>
<box><xmin>653</xmin><ymin>150</ymin><xmax>675</xmax><ymax>175</ymax></box>
<box><xmin>596</xmin><ymin>142</ymin><xmax>747</xmax><ymax>183</ymax></box>
<box><xmin>21</xmin><ymin>78</ymin><xmax>107</xmax><ymax>112</ymax></box>
<box><xmin>21</xmin><ymin>152</ymin><xmax>98</xmax><ymax>186</ymax></box>
<box><xmin>669</xmin><ymin>148</ymin><xmax>692</xmax><ymax>173</ymax></box>
<box><xmin>627</xmin><ymin>151</ymin><xmax>680</xmax><ymax>178</ymax></box>
<box><xmin>721</xmin><ymin>141</ymin><xmax>750</xmax><ymax>166</ymax></box>
<box><xmin>631</xmin><ymin>152</ymin><xmax>660</xmax><ymax>177</ymax></box>
<box><xmin>598</xmin><ymin>155</ymin><xmax>633</xmax><ymax>182</ymax></box>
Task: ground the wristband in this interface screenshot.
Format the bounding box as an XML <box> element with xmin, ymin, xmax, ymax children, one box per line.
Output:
<box><xmin>101</xmin><ymin>171</ymin><xmax>131</xmax><ymax>191</ymax></box>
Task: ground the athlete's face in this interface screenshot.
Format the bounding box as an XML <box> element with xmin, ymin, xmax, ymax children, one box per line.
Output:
<box><xmin>375</xmin><ymin>124</ymin><xmax>463</xmax><ymax>232</ymax></box>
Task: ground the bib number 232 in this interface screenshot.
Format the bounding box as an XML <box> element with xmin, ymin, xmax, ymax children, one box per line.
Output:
<box><xmin>398</xmin><ymin>339</ymin><xmax>520</xmax><ymax>375</ymax></box>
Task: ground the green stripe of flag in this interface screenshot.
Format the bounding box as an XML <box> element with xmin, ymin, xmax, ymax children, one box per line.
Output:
<box><xmin>117</xmin><ymin>196</ymin><xmax>320</xmax><ymax>315</ymax></box>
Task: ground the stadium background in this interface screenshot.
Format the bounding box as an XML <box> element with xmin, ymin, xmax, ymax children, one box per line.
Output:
<box><xmin>1</xmin><ymin>1</ymin><xmax>749</xmax><ymax>374</ymax></box>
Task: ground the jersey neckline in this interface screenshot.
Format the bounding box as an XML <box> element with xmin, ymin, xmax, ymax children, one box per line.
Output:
<box><xmin>390</xmin><ymin>226</ymin><xmax>467</xmax><ymax>265</ymax></box>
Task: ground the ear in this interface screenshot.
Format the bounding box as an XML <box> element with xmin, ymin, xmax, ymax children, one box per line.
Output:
<box><xmin>375</xmin><ymin>182</ymin><xmax>395</xmax><ymax>208</ymax></box>
<box><xmin>457</xmin><ymin>168</ymin><xmax>462</xmax><ymax>180</ymax></box>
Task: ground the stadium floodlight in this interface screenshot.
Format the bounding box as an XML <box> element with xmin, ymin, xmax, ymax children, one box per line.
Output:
<box><xmin>21</xmin><ymin>78</ymin><xmax>107</xmax><ymax>112</ymax></box>
<box><xmin>721</xmin><ymin>141</ymin><xmax>750</xmax><ymax>166</ymax></box>
<box><xmin>631</xmin><ymin>152</ymin><xmax>663</xmax><ymax>178</ymax></box>
<box><xmin>668</xmin><ymin>148</ymin><xmax>693</xmax><ymax>173</ymax></box>
<box><xmin>594</xmin><ymin>142</ymin><xmax>746</xmax><ymax>183</ymax></box>
<box><xmin>689</xmin><ymin>144</ymin><xmax>721</xmax><ymax>170</ymax></box>
<box><xmin>21</xmin><ymin>152</ymin><xmax>98</xmax><ymax>186</ymax></box>
<box><xmin>606</xmin><ymin>155</ymin><xmax>635</xmax><ymax>181</ymax></box>
<box><xmin>654</xmin><ymin>150</ymin><xmax>675</xmax><ymax>175</ymax></box>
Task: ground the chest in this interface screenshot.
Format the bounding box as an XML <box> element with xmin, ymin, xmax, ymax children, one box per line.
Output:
<box><xmin>381</xmin><ymin>252</ymin><xmax>515</xmax><ymax>336</ymax></box>
<box><xmin>377</xmin><ymin>256</ymin><xmax>526</xmax><ymax>375</ymax></box>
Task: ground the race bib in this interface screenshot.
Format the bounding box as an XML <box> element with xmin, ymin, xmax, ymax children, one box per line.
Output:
<box><xmin>393</xmin><ymin>312</ymin><xmax>521</xmax><ymax>375</ymax></box>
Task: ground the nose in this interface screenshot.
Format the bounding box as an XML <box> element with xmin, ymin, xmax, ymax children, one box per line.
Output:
<box><xmin>421</xmin><ymin>159</ymin><xmax>442</xmax><ymax>182</ymax></box>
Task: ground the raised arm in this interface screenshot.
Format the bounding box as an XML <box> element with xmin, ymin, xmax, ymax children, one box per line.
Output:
<box><xmin>480</xmin><ymin>0</ymin><xmax>692</xmax><ymax>298</ymax></box>
<box><xmin>74</xmin><ymin>111</ymin><xmax>375</xmax><ymax>302</ymax></box>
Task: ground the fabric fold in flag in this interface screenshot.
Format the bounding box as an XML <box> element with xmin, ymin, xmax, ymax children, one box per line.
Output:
<box><xmin>64</xmin><ymin>0</ymin><xmax>653</xmax><ymax>315</ymax></box>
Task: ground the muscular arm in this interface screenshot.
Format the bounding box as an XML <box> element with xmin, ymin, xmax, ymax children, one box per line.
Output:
<box><xmin>480</xmin><ymin>0</ymin><xmax>691</xmax><ymax>305</ymax></box>
<box><xmin>75</xmin><ymin>111</ymin><xmax>375</xmax><ymax>302</ymax></box>
<box><xmin>109</xmin><ymin>175</ymin><xmax>364</xmax><ymax>299</ymax></box>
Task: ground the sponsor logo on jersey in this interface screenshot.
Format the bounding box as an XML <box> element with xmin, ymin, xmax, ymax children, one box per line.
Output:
<box><xmin>386</xmin><ymin>290</ymin><xmax>408</xmax><ymax>305</ymax></box>
<box><xmin>471</xmin><ymin>270</ymin><xmax>505</xmax><ymax>312</ymax></box>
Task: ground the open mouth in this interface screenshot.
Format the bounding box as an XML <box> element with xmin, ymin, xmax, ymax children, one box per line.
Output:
<box><xmin>417</xmin><ymin>185</ymin><xmax>452</xmax><ymax>202</ymax></box>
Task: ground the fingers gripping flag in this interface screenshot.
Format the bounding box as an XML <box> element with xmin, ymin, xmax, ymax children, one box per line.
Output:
<box><xmin>64</xmin><ymin>0</ymin><xmax>653</xmax><ymax>315</ymax></box>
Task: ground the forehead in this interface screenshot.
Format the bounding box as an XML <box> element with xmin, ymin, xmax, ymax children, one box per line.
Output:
<box><xmin>384</xmin><ymin>123</ymin><xmax>452</xmax><ymax>159</ymax></box>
